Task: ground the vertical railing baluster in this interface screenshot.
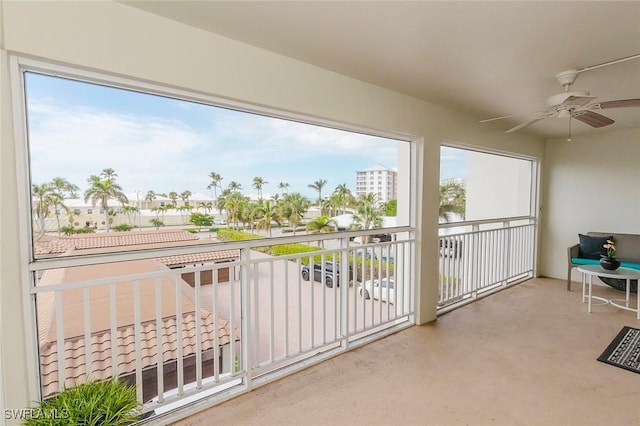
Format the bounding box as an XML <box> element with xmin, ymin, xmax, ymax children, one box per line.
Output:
<box><xmin>174</xmin><ymin>276</ymin><xmax>184</xmax><ymax>396</ymax></box>
<box><xmin>283</xmin><ymin>259</ymin><xmax>289</xmax><ymax>358</ymax></box>
<box><xmin>133</xmin><ymin>280</ymin><xmax>143</xmax><ymax>403</ymax></box>
<box><xmin>55</xmin><ymin>291</ymin><xmax>65</xmax><ymax>393</ymax></box>
<box><xmin>253</xmin><ymin>263</ymin><xmax>260</xmax><ymax>366</ymax></box>
<box><xmin>212</xmin><ymin>265</ymin><xmax>219</xmax><ymax>381</ymax></box>
<box><xmin>321</xmin><ymin>254</ymin><xmax>326</xmax><ymax>345</ymax></box>
<box><xmin>109</xmin><ymin>284</ymin><xmax>118</xmax><ymax>381</ymax></box>
<box><xmin>269</xmin><ymin>261</ymin><xmax>274</xmax><ymax>363</ymax></box>
<box><xmin>297</xmin><ymin>257</ymin><xmax>302</xmax><ymax>354</ymax></box>
<box><xmin>309</xmin><ymin>255</ymin><xmax>315</xmax><ymax>349</ymax></box>
<box><xmin>194</xmin><ymin>269</ymin><xmax>202</xmax><ymax>389</ymax></box>
<box><xmin>340</xmin><ymin>237</ymin><xmax>349</xmax><ymax>347</ymax></box>
<box><xmin>83</xmin><ymin>287</ymin><xmax>92</xmax><ymax>381</ymax></box>
<box><xmin>155</xmin><ymin>278</ymin><xmax>164</xmax><ymax>403</ymax></box>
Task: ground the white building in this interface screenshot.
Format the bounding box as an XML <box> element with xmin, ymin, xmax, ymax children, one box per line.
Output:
<box><xmin>355</xmin><ymin>164</ymin><xmax>397</xmax><ymax>204</ymax></box>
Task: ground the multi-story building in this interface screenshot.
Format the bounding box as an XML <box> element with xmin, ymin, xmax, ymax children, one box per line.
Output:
<box><xmin>355</xmin><ymin>164</ymin><xmax>397</xmax><ymax>203</ymax></box>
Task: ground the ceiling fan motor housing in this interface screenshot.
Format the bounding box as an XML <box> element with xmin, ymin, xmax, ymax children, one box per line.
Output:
<box><xmin>546</xmin><ymin>91</ymin><xmax>591</xmax><ymax>108</ymax></box>
<box><xmin>556</xmin><ymin>69</ymin><xmax>579</xmax><ymax>87</ymax></box>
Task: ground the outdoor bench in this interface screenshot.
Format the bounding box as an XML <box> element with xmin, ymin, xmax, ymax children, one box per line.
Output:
<box><xmin>567</xmin><ymin>232</ymin><xmax>640</xmax><ymax>291</ymax></box>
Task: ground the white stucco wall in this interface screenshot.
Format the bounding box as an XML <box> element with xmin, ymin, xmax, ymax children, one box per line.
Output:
<box><xmin>466</xmin><ymin>151</ymin><xmax>533</xmax><ymax>221</ymax></box>
<box><xmin>540</xmin><ymin>127</ymin><xmax>640</xmax><ymax>282</ymax></box>
<box><xmin>0</xmin><ymin>0</ymin><xmax>547</xmax><ymax>415</ymax></box>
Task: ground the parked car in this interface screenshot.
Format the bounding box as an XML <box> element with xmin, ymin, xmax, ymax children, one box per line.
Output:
<box><xmin>355</xmin><ymin>248</ymin><xmax>378</xmax><ymax>261</ymax></box>
<box><xmin>439</xmin><ymin>236</ymin><xmax>463</xmax><ymax>258</ymax></box>
<box><xmin>359</xmin><ymin>277</ymin><xmax>395</xmax><ymax>304</ymax></box>
<box><xmin>301</xmin><ymin>261</ymin><xmax>352</xmax><ymax>288</ymax></box>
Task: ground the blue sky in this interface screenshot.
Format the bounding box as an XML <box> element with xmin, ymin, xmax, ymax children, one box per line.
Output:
<box><xmin>25</xmin><ymin>72</ymin><xmax>465</xmax><ymax>200</ymax></box>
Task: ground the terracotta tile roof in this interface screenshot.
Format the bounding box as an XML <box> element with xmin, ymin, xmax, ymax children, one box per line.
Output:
<box><xmin>57</xmin><ymin>229</ymin><xmax>199</xmax><ymax>250</ymax></box>
<box><xmin>39</xmin><ymin>312</ymin><xmax>234</xmax><ymax>398</ymax></box>
<box><xmin>35</xmin><ymin>259</ymin><xmax>240</xmax><ymax>398</ymax></box>
<box><xmin>156</xmin><ymin>249</ymin><xmax>240</xmax><ymax>267</ymax></box>
<box><xmin>33</xmin><ymin>234</ymin><xmax>74</xmax><ymax>256</ymax></box>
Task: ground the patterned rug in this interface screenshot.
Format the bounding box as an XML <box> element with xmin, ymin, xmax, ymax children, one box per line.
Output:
<box><xmin>597</xmin><ymin>326</ymin><xmax>640</xmax><ymax>374</ymax></box>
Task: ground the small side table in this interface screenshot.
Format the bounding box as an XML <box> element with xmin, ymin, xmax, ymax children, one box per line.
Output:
<box><xmin>577</xmin><ymin>265</ymin><xmax>640</xmax><ymax>319</ymax></box>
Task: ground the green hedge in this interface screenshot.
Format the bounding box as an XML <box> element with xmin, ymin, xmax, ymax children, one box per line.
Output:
<box><xmin>271</xmin><ymin>243</ymin><xmax>320</xmax><ymax>257</ymax></box>
<box><xmin>216</xmin><ymin>228</ymin><xmax>265</xmax><ymax>242</ymax></box>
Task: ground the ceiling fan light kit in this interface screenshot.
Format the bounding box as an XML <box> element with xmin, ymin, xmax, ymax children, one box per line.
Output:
<box><xmin>482</xmin><ymin>54</ymin><xmax>640</xmax><ymax>137</ymax></box>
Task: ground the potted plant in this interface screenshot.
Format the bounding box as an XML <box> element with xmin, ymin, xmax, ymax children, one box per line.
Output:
<box><xmin>24</xmin><ymin>379</ymin><xmax>141</xmax><ymax>425</ymax></box>
<box><xmin>600</xmin><ymin>239</ymin><xmax>621</xmax><ymax>270</ymax></box>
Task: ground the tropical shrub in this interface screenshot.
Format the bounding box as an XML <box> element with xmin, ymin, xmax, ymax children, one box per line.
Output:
<box><xmin>216</xmin><ymin>228</ymin><xmax>265</xmax><ymax>242</ymax></box>
<box><xmin>112</xmin><ymin>224</ymin><xmax>133</xmax><ymax>232</ymax></box>
<box><xmin>189</xmin><ymin>212</ymin><xmax>214</xmax><ymax>230</ymax></box>
<box><xmin>271</xmin><ymin>244</ymin><xmax>319</xmax><ymax>257</ymax></box>
<box><xmin>150</xmin><ymin>218</ymin><xmax>164</xmax><ymax>229</ymax></box>
<box><xmin>24</xmin><ymin>379</ymin><xmax>140</xmax><ymax>426</ymax></box>
<box><xmin>61</xmin><ymin>226</ymin><xmax>95</xmax><ymax>236</ymax></box>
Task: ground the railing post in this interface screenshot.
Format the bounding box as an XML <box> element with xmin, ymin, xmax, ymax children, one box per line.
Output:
<box><xmin>502</xmin><ymin>221</ymin><xmax>510</xmax><ymax>287</ymax></box>
<box><xmin>471</xmin><ymin>224</ymin><xmax>480</xmax><ymax>300</ymax></box>
<box><xmin>339</xmin><ymin>236</ymin><xmax>350</xmax><ymax>350</ymax></box>
<box><xmin>240</xmin><ymin>247</ymin><xmax>252</xmax><ymax>390</ymax></box>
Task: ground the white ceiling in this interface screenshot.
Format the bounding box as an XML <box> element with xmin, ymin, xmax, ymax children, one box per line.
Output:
<box><xmin>122</xmin><ymin>1</ymin><xmax>640</xmax><ymax>139</ymax></box>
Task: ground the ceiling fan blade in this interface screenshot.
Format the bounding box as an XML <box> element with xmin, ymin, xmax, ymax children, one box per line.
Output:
<box><xmin>505</xmin><ymin>116</ymin><xmax>549</xmax><ymax>133</ymax></box>
<box><xmin>598</xmin><ymin>99</ymin><xmax>640</xmax><ymax>109</ymax></box>
<box><xmin>561</xmin><ymin>95</ymin><xmax>597</xmax><ymax>107</ymax></box>
<box><xmin>480</xmin><ymin>114</ymin><xmax>516</xmax><ymax>123</ymax></box>
<box><xmin>571</xmin><ymin>110</ymin><xmax>614</xmax><ymax>128</ymax></box>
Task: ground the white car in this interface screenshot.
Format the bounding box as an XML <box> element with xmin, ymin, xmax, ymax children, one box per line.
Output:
<box><xmin>359</xmin><ymin>277</ymin><xmax>395</xmax><ymax>304</ymax></box>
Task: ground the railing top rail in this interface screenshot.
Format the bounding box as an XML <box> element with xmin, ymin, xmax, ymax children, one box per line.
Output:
<box><xmin>30</xmin><ymin>226</ymin><xmax>414</xmax><ymax>272</ymax></box>
<box><xmin>438</xmin><ymin>216</ymin><xmax>534</xmax><ymax>229</ymax></box>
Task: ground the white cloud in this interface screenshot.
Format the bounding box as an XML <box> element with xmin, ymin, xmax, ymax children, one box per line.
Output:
<box><xmin>28</xmin><ymin>97</ymin><xmax>401</xmax><ymax>198</ymax></box>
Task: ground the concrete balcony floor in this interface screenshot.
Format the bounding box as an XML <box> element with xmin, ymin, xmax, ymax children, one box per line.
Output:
<box><xmin>172</xmin><ymin>278</ymin><xmax>640</xmax><ymax>425</ymax></box>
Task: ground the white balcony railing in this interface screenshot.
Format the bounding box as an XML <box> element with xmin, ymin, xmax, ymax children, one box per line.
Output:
<box><xmin>30</xmin><ymin>228</ymin><xmax>415</xmax><ymax>422</ymax></box>
<box><xmin>437</xmin><ymin>217</ymin><xmax>535</xmax><ymax>312</ymax></box>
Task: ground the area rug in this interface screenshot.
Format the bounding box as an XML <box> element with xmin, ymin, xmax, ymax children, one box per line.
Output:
<box><xmin>597</xmin><ymin>326</ymin><xmax>640</xmax><ymax>374</ymax></box>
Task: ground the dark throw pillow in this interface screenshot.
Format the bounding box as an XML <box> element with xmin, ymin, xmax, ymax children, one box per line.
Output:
<box><xmin>599</xmin><ymin>277</ymin><xmax>638</xmax><ymax>293</ymax></box>
<box><xmin>578</xmin><ymin>234</ymin><xmax>613</xmax><ymax>259</ymax></box>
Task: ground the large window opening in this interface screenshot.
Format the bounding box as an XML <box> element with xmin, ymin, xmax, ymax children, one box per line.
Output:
<box><xmin>21</xmin><ymin>65</ymin><xmax>415</xmax><ymax>414</ymax></box>
<box><xmin>25</xmin><ymin>71</ymin><xmax>408</xmax><ymax>260</ymax></box>
<box><xmin>438</xmin><ymin>145</ymin><xmax>537</xmax><ymax>311</ymax></box>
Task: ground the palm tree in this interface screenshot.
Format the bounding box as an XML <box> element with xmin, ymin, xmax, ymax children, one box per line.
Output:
<box><xmin>216</xmin><ymin>189</ymin><xmax>230</xmax><ymax>220</ymax></box>
<box><xmin>352</xmin><ymin>203</ymin><xmax>384</xmax><ymax>230</ymax></box>
<box><xmin>50</xmin><ymin>194</ymin><xmax>70</xmax><ymax>235</ymax></box>
<box><xmin>51</xmin><ymin>177</ymin><xmax>79</xmax><ymax>198</ymax></box>
<box><xmin>224</xmin><ymin>191</ymin><xmax>245</xmax><ymax>230</ymax></box>
<box><xmin>306</xmin><ymin>215</ymin><xmax>337</xmax><ymax>248</ymax></box>
<box><xmin>256</xmin><ymin>200</ymin><xmax>282</xmax><ymax>237</ymax></box>
<box><xmin>207</xmin><ymin>171</ymin><xmax>223</xmax><ymax>198</ymax></box>
<box><xmin>144</xmin><ymin>190</ymin><xmax>157</xmax><ymax>210</ymax></box>
<box><xmin>180</xmin><ymin>190</ymin><xmax>192</xmax><ymax>206</ymax></box>
<box><xmin>278</xmin><ymin>182</ymin><xmax>290</xmax><ymax>195</ymax></box>
<box><xmin>32</xmin><ymin>183</ymin><xmax>55</xmax><ymax>234</ymax></box>
<box><xmin>168</xmin><ymin>191</ymin><xmax>179</xmax><ymax>208</ymax></box>
<box><xmin>84</xmin><ymin>172</ymin><xmax>128</xmax><ymax>232</ymax></box>
<box><xmin>333</xmin><ymin>183</ymin><xmax>352</xmax><ymax>214</ymax></box>
<box><xmin>252</xmin><ymin>176</ymin><xmax>268</xmax><ymax>200</ymax></box>
<box><xmin>281</xmin><ymin>192</ymin><xmax>310</xmax><ymax>235</ymax></box>
<box><xmin>197</xmin><ymin>201</ymin><xmax>213</xmax><ymax>213</ymax></box>
<box><xmin>439</xmin><ymin>180</ymin><xmax>466</xmax><ymax>222</ymax></box>
<box><xmin>100</xmin><ymin>168</ymin><xmax>118</xmax><ymax>179</ymax></box>
<box><xmin>308</xmin><ymin>179</ymin><xmax>328</xmax><ymax>206</ymax></box>
<box><xmin>177</xmin><ymin>204</ymin><xmax>193</xmax><ymax>224</ymax></box>
<box><xmin>121</xmin><ymin>205</ymin><xmax>139</xmax><ymax>226</ymax></box>
<box><xmin>243</xmin><ymin>201</ymin><xmax>262</xmax><ymax>233</ymax></box>
<box><xmin>228</xmin><ymin>181</ymin><xmax>243</xmax><ymax>192</ymax></box>
<box><xmin>357</xmin><ymin>192</ymin><xmax>380</xmax><ymax>208</ymax></box>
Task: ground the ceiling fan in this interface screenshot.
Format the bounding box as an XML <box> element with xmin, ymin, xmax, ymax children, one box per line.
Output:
<box><xmin>482</xmin><ymin>54</ymin><xmax>640</xmax><ymax>138</ymax></box>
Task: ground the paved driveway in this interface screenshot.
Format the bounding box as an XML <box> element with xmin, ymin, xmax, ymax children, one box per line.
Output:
<box><xmin>196</xmin><ymin>250</ymin><xmax>401</xmax><ymax>370</ymax></box>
